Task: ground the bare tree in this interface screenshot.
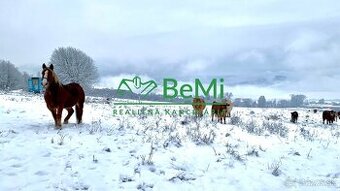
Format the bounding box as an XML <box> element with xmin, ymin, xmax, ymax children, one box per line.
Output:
<box><xmin>0</xmin><ymin>60</ymin><xmax>24</xmax><ymax>90</ymax></box>
<box><xmin>50</xmin><ymin>47</ymin><xmax>99</xmax><ymax>90</ymax></box>
<box><xmin>224</xmin><ymin>92</ymin><xmax>233</xmax><ymax>100</ymax></box>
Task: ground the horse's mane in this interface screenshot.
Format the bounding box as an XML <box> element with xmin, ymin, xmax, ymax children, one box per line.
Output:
<box><xmin>45</xmin><ymin>68</ymin><xmax>62</xmax><ymax>86</ymax></box>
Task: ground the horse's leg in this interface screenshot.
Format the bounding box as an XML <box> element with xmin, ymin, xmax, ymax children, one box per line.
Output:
<box><xmin>49</xmin><ymin>108</ymin><xmax>57</xmax><ymax>126</ymax></box>
<box><xmin>64</xmin><ymin>107</ymin><xmax>74</xmax><ymax>124</ymax></box>
<box><xmin>223</xmin><ymin>110</ymin><xmax>226</xmax><ymax>124</ymax></box>
<box><xmin>55</xmin><ymin>106</ymin><xmax>63</xmax><ymax>128</ymax></box>
<box><xmin>76</xmin><ymin>102</ymin><xmax>84</xmax><ymax>124</ymax></box>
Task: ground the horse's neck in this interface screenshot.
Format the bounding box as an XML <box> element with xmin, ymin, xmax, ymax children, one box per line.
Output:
<box><xmin>47</xmin><ymin>81</ymin><xmax>62</xmax><ymax>96</ymax></box>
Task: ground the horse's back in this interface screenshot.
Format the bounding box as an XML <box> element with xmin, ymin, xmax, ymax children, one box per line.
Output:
<box><xmin>63</xmin><ymin>83</ymin><xmax>85</xmax><ymax>105</ymax></box>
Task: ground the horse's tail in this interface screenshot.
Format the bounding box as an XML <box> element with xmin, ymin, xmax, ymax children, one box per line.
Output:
<box><xmin>76</xmin><ymin>85</ymin><xmax>85</xmax><ymax>124</ymax></box>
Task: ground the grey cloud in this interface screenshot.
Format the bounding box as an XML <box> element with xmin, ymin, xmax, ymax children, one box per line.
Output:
<box><xmin>1</xmin><ymin>0</ymin><xmax>340</xmax><ymax>98</ymax></box>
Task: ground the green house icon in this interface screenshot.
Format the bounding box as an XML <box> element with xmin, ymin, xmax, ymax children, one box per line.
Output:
<box><xmin>117</xmin><ymin>76</ymin><xmax>157</xmax><ymax>96</ymax></box>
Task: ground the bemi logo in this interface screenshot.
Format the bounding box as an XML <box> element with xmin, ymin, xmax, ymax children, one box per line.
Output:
<box><xmin>163</xmin><ymin>78</ymin><xmax>224</xmax><ymax>99</ymax></box>
<box><xmin>117</xmin><ymin>76</ymin><xmax>157</xmax><ymax>96</ymax></box>
<box><xmin>117</xmin><ymin>76</ymin><xmax>224</xmax><ymax>99</ymax></box>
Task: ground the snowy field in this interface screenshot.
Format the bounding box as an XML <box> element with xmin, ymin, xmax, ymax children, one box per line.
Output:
<box><xmin>0</xmin><ymin>91</ymin><xmax>339</xmax><ymax>191</ymax></box>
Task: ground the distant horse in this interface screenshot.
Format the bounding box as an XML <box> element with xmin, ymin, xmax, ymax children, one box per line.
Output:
<box><xmin>211</xmin><ymin>100</ymin><xmax>232</xmax><ymax>124</ymax></box>
<box><xmin>223</xmin><ymin>99</ymin><xmax>233</xmax><ymax>117</ymax></box>
<box><xmin>322</xmin><ymin>110</ymin><xmax>336</xmax><ymax>124</ymax></box>
<box><xmin>42</xmin><ymin>63</ymin><xmax>85</xmax><ymax>128</ymax></box>
<box><xmin>192</xmin><ymin>97</ymin><xmax>206</xmax><ymax>117</ymax></box>
<box><xmin>290</xmin><ymin>111</ymin><xmax>298</xmax><ymax>123</ymax></box>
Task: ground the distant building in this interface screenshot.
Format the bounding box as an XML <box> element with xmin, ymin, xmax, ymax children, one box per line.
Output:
<box><xmin>28</xmin><ymin>77</ymin><xmax>42</xmax><ymax>93</ymax></box>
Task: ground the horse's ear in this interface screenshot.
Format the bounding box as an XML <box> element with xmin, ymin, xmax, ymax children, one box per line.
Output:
<box><xmin>49</xmin><ymin>64</ymin><xmax>54</xmax><ymax>70</ymax></box>
<box><xmin>42</xmin><ymin>63</ymin><xmax>47</xmax><ymax>69</ymax></box>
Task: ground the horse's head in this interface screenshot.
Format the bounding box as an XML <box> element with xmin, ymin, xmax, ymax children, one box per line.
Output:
<box><xmin>41</xmin><ymin>63</ymin><xmax>60</xmax><ymax>88</ymax></box>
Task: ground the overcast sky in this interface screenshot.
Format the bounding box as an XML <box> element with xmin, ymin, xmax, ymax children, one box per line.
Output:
<box><xmin>1</xmin><ymin>0</ymin><xmax>340</xmax><ymax>99</ymax></box>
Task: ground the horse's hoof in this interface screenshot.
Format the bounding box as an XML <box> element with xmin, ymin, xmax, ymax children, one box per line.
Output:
<box><xmin>64</xmin><ymin>121</ymin><xmax>68</xmax><ymax>124</ymax></box>
<box><xmin>55</xmin><ymin>123</ymin><xmax>62</xmax><ymax>128</ymax></box>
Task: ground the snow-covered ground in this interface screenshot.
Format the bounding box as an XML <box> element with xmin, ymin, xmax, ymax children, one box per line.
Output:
<box><xmin>0</xmin><ymin>91</ymin><xmax>339</xmax><ymax>191</ymax></box>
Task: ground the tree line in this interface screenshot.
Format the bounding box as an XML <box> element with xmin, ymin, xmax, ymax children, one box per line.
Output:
<box><xmin>234</xmin><ymin>94</ymin><xmax>307</xmax><ymax>108</ymax></box>
<box><xmin>0</xmin><ymin>60</ymin><xmax>30</xmax><ymax>90</ymax></box>
<box><xmin>0</xmin><ymin>47</ymin><xmax>98</xmax><ymax>91</ymax></box>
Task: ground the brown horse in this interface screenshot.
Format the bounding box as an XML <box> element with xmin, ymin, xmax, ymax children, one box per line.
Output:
<box><xmin>42</xmin><ymin>63</ymin><xmax>85</xmax><ymax>128</ymax></box>
<box><xmin>322</xmin><ymin>110</ymin><xmax>336</xmax><ymax>124</ymax></box>
<box><xmin>192</xmin><ymin>97</ymin><xmax>206</xmax><ymax>117</ymax></box>
<box><xmin>211</xmin><ymin>100</ymin><xmax>232</xmax><ymax>124</ymax></box>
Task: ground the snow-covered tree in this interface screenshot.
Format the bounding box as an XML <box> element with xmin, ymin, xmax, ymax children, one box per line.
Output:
<box><xmin>49</xmin><ymin>47</ymin><xmax>99</xmax><ymax>90</ymax></box>
<box><xmin>258</xmin><ymin>96</ymin><xmax>266</xmax><ymax>107</ymax></box>
<box><xmin>0</xmin><ymin>60</ymin><xmax>24</xmax><ymax>90</ymax></box>
<box><xmin>21</xmin><ymin>72</ymin><xmax>31</xmax><ymax>90</ymax></box>
<box><xmin>318</xmin><ymin>98</ymin><xmax>325</xmax><ymax>104</ymax></box>
<box><xmin>224</xmin><ymin>92</ymin><xmax>233</xmax><ymax>100</ymax></box>
<box><xmin>290</xmin><ymin>94</ymin><xmax>307</xmax><ymax>107</ymax></box>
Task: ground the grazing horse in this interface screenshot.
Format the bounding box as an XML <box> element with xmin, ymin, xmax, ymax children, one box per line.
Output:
<box><xmin>192</xmin><ymin>97</ymin><xmax>206</xmax><ymax>117</ymax></box>
<box><xmin>42</xmin><ymin>63</ymin><xmax>85</xmax><ymax>128</ymax></box>
<box><xmin>322</xmin><ymin>110</ymin><xmax>336</xmax><ymax>124</ymax></box>
<box><xmin>211</xmin><ymin>101</ymin><xmax>231</xmax><ymax>124</ymax></box>
<box><xmin>224</xmin><ymin>99</ymin><xmax>233</xmax><ymax>117</ymax></box>
<box><xmin>290</xmin><ymin>111</ymin><xmax>298</xmax><ymax>123</ymax></box>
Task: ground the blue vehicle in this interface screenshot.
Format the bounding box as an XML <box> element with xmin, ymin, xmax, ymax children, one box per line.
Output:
<box><xmin>28</xmin><ymin>77</ymin><xmax>43</xmax><ymax>93</ymax></box>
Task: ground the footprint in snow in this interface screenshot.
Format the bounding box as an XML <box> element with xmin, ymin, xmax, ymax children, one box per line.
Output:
<box><xmin>10</xmin><ymin>164</ymin><xmax>22</xmax><ymax>168</ymax></box>
<box><xmin>5</xmin><ymin>172</ymin><xmax>17</xmax><ymax>176</ymax></box>
<box><xmin>42</xmin><ymin>152</ymin><xmax>51</xmax><ymax>157</ymax></box>
<box><xmin>34</xmin><ymin>171</ymin><xmax>49</xmax><ymax>176</ymax></box>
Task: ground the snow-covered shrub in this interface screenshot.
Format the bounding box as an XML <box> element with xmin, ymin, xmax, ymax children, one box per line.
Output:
<box><xmin>246</xmin><ymin>148</ymin><xmax>260</xmax><ymax>157</ymax></box>
<box><xmin>118</xmin><ymin>117</ymin><xmax>133</xmax><ymax>131</ymax></box>
<box><xmin>300</xmin><ymin>128</ymin><xmax>315</xmax><ymax>141</ymax></box>
<box><xmin>227</xmin><ymin>149</ymin><xmax>245</xmax><ymax>162</ymax></box>
<box><xmin>225</xmin><ymin>143</ymin><xmax>245</xmax><ymax>162</ymax></box>
<box><xmin>137</xmin><ymin>182</ymin><xmax>154</xmax><ymax>190</ymax></box>
<box><xmin>56</xmin><ymin>133</ymin><xmax>67</xmax><ymax>145</ymax></box>
<box><xmin>88</xmin><ymin>120</ymin><xmax>103</xmax><ymax>134</ymax></box>
<box><xmin>230</xmin><ymin>114</ymin><xmax>243</xmax><ymax>126</ymax></box>
<box><xmin>186</xmin><ymin>121</ymin><xmax>216</xmax><ymax>145</ymax></box>
<box><xmin>243</xmin><ymin>119</ymin><xmax>264</xmax><ymax>136</ymax></box>
<box><xmin>268</xmin><ymin>159</ymin><xmax>282</xmax><ymax>177</ymax></box>
<box><xmin>163</xmin><ymin>133</ymin><xmax>182</xmax><ymax>148</ymax></box>
<box><xmin>262</xmin><ymin>121</ymin><xmax>288</xmax><ymax>138</ymax></box>
<box><xmin>140</xmin><ymin>143</ymin><xmax>155</xmax><ymax>165</ymax></box>
<box><xmin>119</xmin><ymin>174</ymin><xmax>134</xmax><ymax>183</ymax></box>
<box><xmin>265</xmin><ymin>113</ymin><xmax>281</xmax><ymax>121</ymax></box>
<box><xmin>180</xmin><ymin>116</ymin><xmax>191</xmax><ymax>125</ymax></box>
<box><xmin>169</xmin><ymin>172</ymin><xmax>196</xmax><ymax>182</ymax></box>
<box><xmin>332</xmin><ymin>131</ymin><xmax>340</xmax><ymax>140</ymax></box>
